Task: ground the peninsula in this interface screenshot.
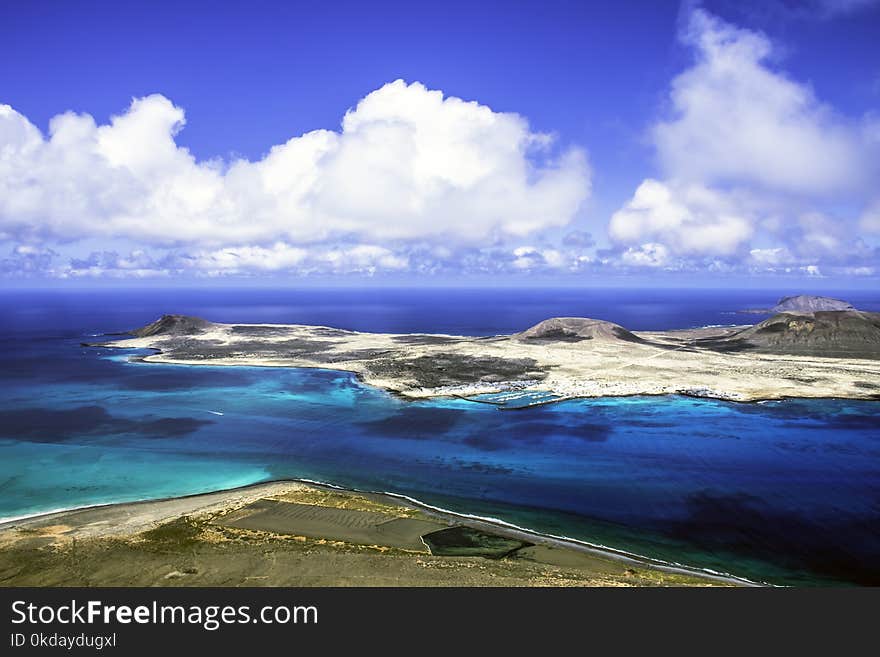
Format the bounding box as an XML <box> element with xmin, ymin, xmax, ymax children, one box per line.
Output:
<box><xmin>0</xmin><ymin>480</ymin><xmax>725</xmax><ymax>587</ymax></box>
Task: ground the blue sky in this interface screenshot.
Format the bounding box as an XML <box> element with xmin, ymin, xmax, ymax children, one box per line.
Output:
<box><xmin>1</xmin><ymin>0</ymin><xmax>879</xmax><ymax>285</ymax></box>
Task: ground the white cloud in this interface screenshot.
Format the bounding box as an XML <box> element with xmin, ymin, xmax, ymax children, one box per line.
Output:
<box><xmin>609</xmin><ymin>179</ymin><xmax>753</xmax><ymax>256</ymax></box>
<box><xmin>0</xmin><ymin>244</ymin><xmax>58</xmax><ymax>276</ymax></box>
<box><xmin>0</xmin><ymin>81</ymin><xmax>590</xmax><ymax>252</ymax></box>
<box><xmin>510</xmin><ymin>245</ymin><xmax>567</xmax><ymax>270</ymax></box>
<box><xmin>0</xmin><ymin>78</ymin><xmax>600</xmax><ymax>281</ymax></box>
<box><xmin>749</xmin><ymin>246</ymin><xmax>793</xmax><ymax>266</ymax></box>
<box><xmin>57</xmin><ymin>249</ymin><xmax>169</xmax><ymax>279</ymax></box>
<box><xmin>792</xmin><ymin>211</ymin><xmax>843</xmax><ymax>254</ymax></box>
<box><xmin>653</xmin><ymin>9</ymin><xmax>871</xmax><ymax>195</ymax></box>
<box><xmin>841</xmin><ymin>266</ymin><xmax>875</xmax><ymax>276</ymax></box>
<box><xmin>620</xmin><ymin>243</ymin><xmax>670</xmax><ymax>268</ymax></box>
<box><xmin>607</xmin><ymin>9</ymin><xmax>880</xmax><ymax>276</ymax></box>
<box><xmin>314</xmin><ymin>245</ymin><xmax>410</xmax><ymax>274</ymax></box>
<box><xmin>182</xmin><ymin>243</ymin><xmax>308</xmax><ymax>273</ymax></box>
<box><xmin>176</xmin><ymin>243</ymin><xmax>409</xmax><ymax>276</ymax></box>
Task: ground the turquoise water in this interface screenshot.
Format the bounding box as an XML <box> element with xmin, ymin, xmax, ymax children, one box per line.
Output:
<box><xmin>1</xmin><ymin>288</ymin><xmax>879</xmax><ymax>586</ymax></box>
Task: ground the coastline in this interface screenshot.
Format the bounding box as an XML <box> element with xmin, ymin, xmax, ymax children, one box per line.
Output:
<box><xmin>6</xmin><ymin>315</ymin><xmax>872</xmax><ymax>586</ymax></box>
<box><xmin>0</xmin><ymin>478</ymin><xmax>753</xmax><ymax>588</ymax></box>
<box><xmin>124</xmin><ymin>345</ymin><xmax>880</xmax><ymax>410</ymax></box>
<box><xmin>49</xmin><ymin>321</ymin><xmax>877</xmax><ymax>586</ymax></box>
<box><xmin>92</xmin><ymin>315</ymin><xmax>880</xmax><ymax>405</ymax></box>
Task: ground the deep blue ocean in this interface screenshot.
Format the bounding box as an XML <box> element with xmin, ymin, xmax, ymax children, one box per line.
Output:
<box><xmin>1</xmin><ymin>287</ymin><xmax>879</xmax><ymax>586</ymax></box>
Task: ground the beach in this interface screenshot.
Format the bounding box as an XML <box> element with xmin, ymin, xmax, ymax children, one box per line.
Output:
<box><xmin>0</xmin><ymin>480</ymin><xmax>733</xmax><ymax>587</ymax></box>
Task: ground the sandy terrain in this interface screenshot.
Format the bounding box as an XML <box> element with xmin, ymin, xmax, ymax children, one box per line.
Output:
<box><xmin>99</xmin><ymin>317</ymin><xmax>880</xmax><ymax>404</ymax></box>
<box><xmin>0</xmin><ymin>481</ymin><xmax>728</xmax><ymax>587</ymax></box>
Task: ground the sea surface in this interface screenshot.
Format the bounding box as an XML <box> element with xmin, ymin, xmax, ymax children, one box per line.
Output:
<box><xmin>0</xmin><ymin>287</ymin><xmax>878</xmax><ymax>586</ymax></box>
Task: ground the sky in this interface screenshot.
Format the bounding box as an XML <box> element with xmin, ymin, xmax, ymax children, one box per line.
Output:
<box><xmin>1</xmin><ymin>0</ymin><xmax>879</xmax><ymax>286</ymax></box>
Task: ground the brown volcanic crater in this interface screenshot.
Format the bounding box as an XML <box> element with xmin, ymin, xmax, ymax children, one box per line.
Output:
<box><xmin>705</xmin><ymin>310</ymin><xmax>880</xmax><ymax>358</ymax></box>
<box><xmin>516</xmin><ymin>317</ymin><xmax>646</xmax><ymax>343</ymax></box>
<box><xmin>130</xmin><ymin>314</ymin><xmax>215</xmax><ymax>338</ymax></box>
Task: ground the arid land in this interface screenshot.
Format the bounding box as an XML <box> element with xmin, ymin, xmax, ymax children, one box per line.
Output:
<box><xmin>0</xmin><ymin>481</ymin><xmax>729</xmax><ymax>587</ymax></box>
<box><xmin>96</xmin><ymin>310</ymin><xmax>880</xmax><ymax>404</ymax></box>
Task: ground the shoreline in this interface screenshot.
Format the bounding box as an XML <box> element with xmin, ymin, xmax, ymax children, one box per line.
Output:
<box><xmin>130</xmin><ymin>351</ymin><xmax>880</xmax><ymax>404</ymax></box>
<box><xmin>122</xmin><ymin>346</ymin><xmax>880</xmax><ymax>409</ymax></box>
<box><xmin>91</xmin><ymin>312</ymin><xmax>880</xmax><ymax>404</ymax></box>
<box><xmin>17</xmin><ymin>320</ymin><xmax>871</xmax><ymax>586</ymax></box>
<box><xmin>54</xmin><ymin>332</ymin><xmax>876</xmax><ymax>586</ymax></box>
<box><xmin>0</xmin><ymin>477</ymin><xmax>760</xmax><ymax>587</ymax></box>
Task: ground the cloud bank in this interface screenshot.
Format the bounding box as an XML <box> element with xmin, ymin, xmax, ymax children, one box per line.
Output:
<box><xmin>0</xmin><ymin>80</ymin><xmax>589</xmax><ymax>277</ymax></box>
<box><xmin>608</xmin><ymin>8</ymin><xmax>880</xmax><ymax>276</ymax></box>
<box><xmin>2</xmin><ymin>11</ymin><xmax>877</xmax><ymax>282</ymax></box>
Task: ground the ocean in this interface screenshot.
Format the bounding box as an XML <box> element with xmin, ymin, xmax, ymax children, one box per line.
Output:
<box><xmin>0</xmin><ymin>287</ymin><xmax>878</xmax><ymax>586</ymax></box>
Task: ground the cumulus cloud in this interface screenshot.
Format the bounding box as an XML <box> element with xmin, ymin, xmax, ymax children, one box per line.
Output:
<box><xmin>508</xmin><ymin>246</ymin><xmax>566</xmax><ymax>270</ymax></box>
<box><xmin>749</xmin><ymin>246</ymin><xmax>794</xmax><ymax>267</ymax></box>
<box><xmin>0</xmin><ymin>81</ymin><xmax>589</xmax><ymax>256</ymax></box>
<box><xmin>60</xmin><ymin>249</ymin><xmax>170</xmax><ymax>279</ymax></box>
<box><xmin>620</xmin><ymin>243</ymin><xmax>670</xmax><ymax>268</ymax></box>
<box><xmin>608</xmin><ymin>9</ymin><xmax>880</xmax><ymax>274</ymax></box>
<box><xmin>655</xmin><ymin>9</ymin><xmax>872</xmax><ymax>194</ymax></box>
<box><xmin>609</xmin><ymin>179</ymin><xmax>753</xmax><ymax>256</ymax></box>
<box><xmin>0</xmin><ymin>245</ymin><xmax>58</xmax><ymax>276</ymax></box>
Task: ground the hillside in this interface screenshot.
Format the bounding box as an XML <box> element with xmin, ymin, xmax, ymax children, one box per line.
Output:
<box><xmin>701</xmin><ymin>310</ymin><xmax>880</xmax><ymax>358</ymax></box>
<box><xmin>129</xmin><ymin>314</ymin><xmax>214</xmax><ymax>337</ymax></box>
<box><xmin>516</xmin><ymin>317</ymin><xmax>645</xmax><ymax>343</ymax></box>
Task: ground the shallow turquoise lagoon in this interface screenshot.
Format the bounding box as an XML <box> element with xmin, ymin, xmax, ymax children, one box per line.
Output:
<box><xmin>1</xmin><ymin>330</ymin><xmax>878</xmax><ymax>586</ymax></box>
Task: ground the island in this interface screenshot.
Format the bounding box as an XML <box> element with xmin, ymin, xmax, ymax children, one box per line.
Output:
<box><xmin>742</xmin><ymin>294</ymin><xmax>857</xmax><ymax>314</ymax></box>
<box><xmin>93</xmin><ymin>299</ymin><xmax>880</xmax><ymax>405</ymax></box>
